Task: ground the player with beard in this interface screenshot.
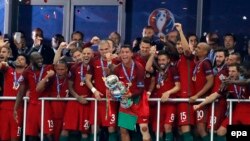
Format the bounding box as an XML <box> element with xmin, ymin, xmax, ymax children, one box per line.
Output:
<box><xmin>114</xmin><ymin>45</ymin><xmax>151</xmax><ymax>141</ymax></box>
<box><xmin>86</xmin><ymin>40</ymin><xmax>119</xmax><ymax>141</ymax></box>
<box><xmin>189</xmin><ymin>42</ymin><xmax>214</xmax><ymax>141</ymax></box>
<box><xmin>14</xmin><ymin>52</ymin><xmax>54</xmax><ymax>141</ymax></box>
<box><xmin>35</xmin><ymin>58</ymin><xmax>70</xmax><ymax>141</ymax></box>
<box><xmin>0</xmin><ymin>46</ymin><xmax>12</xmax><ymax>97</ymax></box>
<box><xmin>174</xmin><ymin>23</ymin><xmax>195</xmax><ymax>141</ymax></box>
<box><xmin>58</xmin><ymin>48</ymin><xmax>93</xmax><ymax>141</ymax></box>
<box><xmin>193</xmin><ymin>48</ymin><xmax>229</xmax><ymax>140</ymax></box>
<box><xmin>194</xmin><ymin>64</ymin><xmax>250</xmax><ymax>141</ymax></box>
<box><xmin>146</xmin><ymin>48</ymin><xmax>180</xmax><ymax>141</ymax></box>
<box><xmin>0</xmin><ymin>54</ymin><xmax>28</xmax><ymax>141</ymax></box>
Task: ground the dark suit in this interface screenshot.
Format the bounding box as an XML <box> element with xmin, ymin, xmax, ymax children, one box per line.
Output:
<box><xmin>28</xmin><ymin>44</ymin><xmax>55</xmax><ymax>64</ymax></box>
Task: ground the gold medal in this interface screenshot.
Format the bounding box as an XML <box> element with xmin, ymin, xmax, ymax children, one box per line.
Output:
<box><xmin>80</xmin><ymin>82</ymin><xmax>84</xmax><ymax>86</ymax></box>
<box><xmin>13</xmin><ymin>82</ymin><xmax>20</xmax><ymax>90</ymax></box>
<box><xmin>145</xmin><ymin>73</ymin><xmax>150</xmax><ymax>78</ymax></box>
<box><xmin>192</xmin><ymin>76</ymin><xmax>196</xmax><ymax>81</ymax></box>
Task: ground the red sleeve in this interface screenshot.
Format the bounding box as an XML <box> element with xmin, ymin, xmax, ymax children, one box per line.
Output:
<box><xmin>130</xmin><ymin>63</ymin><xmax>145</xmax><ymax>97</ymax></box>
<box><xmin>69</xmin><ymin>64</ymin><xmax>77</xmax><ymax>81</ymax></box>
<box><xmin>20</xmin><ymin>69</ymin><xmax>29</xmax><ymax>86</ymax></box>
<box><xmin>171</xmin><ymin>66</ymin><xmax>180</xmax><ymax>82</ymax></box>
<box><xmin>203</xmin><ymin>60</ymin><xmax>213</xmax><ymax>76</ymax></box>
<box><xmin>87</xmin><ymin>58</ymin><xmax>95</xmax><ymax>75</ymax></box>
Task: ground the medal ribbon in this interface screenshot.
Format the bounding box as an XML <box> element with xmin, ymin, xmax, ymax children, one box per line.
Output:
<box><xmin>13</xmin><ymin>71</ymin><xmax>23</xmax><ymax>86</ymax></box>
<box><xmin>122</xmin><ymin>61</ymin><xmax>135</xmax><ymax>85</ymax></box>
<box><xmin>193</xmin><ymin>57</ymin><xmax>209</xmax><ymax>77</ymax></box>
<box><xmin>157</xmin><ymin>65</ymin><xmax>169</xmax><ymax>85</ymax></box>
<box><xmin>32</xmin><ymin>65</ymin><xmax>44</xmax><ymax>83</ymax></box>
<box><xmin>213</xmin><ymin>63</ymin><xmax>226</xmax><ymax>75</ymax></box>
<box><xmin>234</xmin><ymin>84</ymin><xmax>242</xmax><ymax>99</ymax></box>
<box><xmin>100</xmin><ymin>57</ymin><xmax>107</xmax><ymax>77</ymax></box>
<box><xmin>56</xmin><ymin>75</ymin><xmax>67</xmax><ymax>98</ymax></box>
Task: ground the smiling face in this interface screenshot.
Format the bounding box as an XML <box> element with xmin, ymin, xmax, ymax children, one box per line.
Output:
<box><xmin>157</xmin><ymin>54</ymin><xmax>170</xmax><ymax>70</ymax></box>
<box><xmin>119</xmin><ymin>47</ymin><xmax>133</xmax><ymax>65</ymax></box>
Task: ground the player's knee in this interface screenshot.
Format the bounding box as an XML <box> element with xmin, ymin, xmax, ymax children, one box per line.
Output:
<box><xmin>164</xmin><ymin>124</ymin><xmax>172</xmax><ymax>133</ymax></box>
<box><xmin>120</xmin><ymin>128</ymin><xmax>129</xmax><ymax>135</ymax></box>
<box><xmin>108</xmin><ymin>127</ymin><xmax>116</xmax><ymax>133</ymax></box>
<box><xmin>141</xmin><ymin>126</ymin><xmax>148</xmax><ymax>133</ymax></box>
<box><xmin>60</xmin><ymin>130</ymin><xmax>69</xmax><ymax>136</ymax></box>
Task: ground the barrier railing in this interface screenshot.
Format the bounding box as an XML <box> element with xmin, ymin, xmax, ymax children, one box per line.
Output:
<box><xmin>4</xmin><ymin>97</ymin><xmax>250</xmax><ymax>141</ymax></box>
<box><xmin>227</xmin><ymin>99</ymin><xmax>250</xmax><ymax>125</ymax></box>
<box><xmin>38</xmin><ymin>97</ymin><xmax>213</xmax><ymax>141</ymax></box>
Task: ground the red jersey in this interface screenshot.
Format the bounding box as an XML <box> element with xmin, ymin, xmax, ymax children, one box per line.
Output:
<box><xmin>177</xmin><ymin>54</ymin><xmax>195</xmax><ymax>98</ymax></box>
<box><xmin>46</xmin><ymin>75</ymin><xmax>69</xmax><ymax>98</ymax></box>
<box><xmin>155</xmin><ymin>65</ymin><xmax>180</xmax><ymax>98</ymax></box>
<box><xmin>0</xmin><ymin>66</ymin><xmax>23</xmax><ymax>110</ymax></box>
<box><xmin>114</xmin><ymin>61</ymin><xmax>145</xmax><ymax>96</ymax></box>
<box><xmin>87</xmin><ymin>56</ymin><xmax>119</xmax><ymax>97</ymax></box>
<box><xmin>20</xmin><ymin>65</ymin><xmax>53</xmax><ymax>103</ymax></box>
<box><xmin>211</xmin><ymin>64</ymin><xmax>228</xmax><ymax>93</ymax></box>
<box><xmin>133</xmin><ymin>53</ymin><xmax>154</xmax><ymax>91</ymax></box>
<box><xmin>70</xmin><ymin>63</ymin><xmax>91</xmax><ymax>97</ymax></box>
<box><xmin>193</xmin><ymin>58</ymin><xmax>213</xmax><ymax>97</ymax></box>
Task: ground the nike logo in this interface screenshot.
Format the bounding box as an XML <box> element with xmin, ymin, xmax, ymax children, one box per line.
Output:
<box><xmin>96</xmin><ymin>66</ymin><xmax>101</xmax><ymax>68</ymax></box>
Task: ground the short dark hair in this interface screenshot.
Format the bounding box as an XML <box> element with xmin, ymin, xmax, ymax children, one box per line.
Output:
<box><xmin>157</xmin><ymin>50</ymin><xmax>170</xmax><ymax>58</ymax></box>
<box><xmin>53</xmin><ymin>34</ymin><xmax>65</xmax><ymax>45</ymax></box>
<box><xmin>223</xmin><ymin>33</ymin><xmax>236</xmax><ymax>42</ymax></box>
<box><xmin>120</xmin><ymin>44</ymin><xmax>133</xmax><ymax>52</ymax></box>
<box><xmin>55</xmin><ymin>58</ymin><xmax>69</xmax><ymax>68</ymax></box>
<box><xmin>141</xmin><ymin>37</ymin><xmax>152</xmax><ymax>45</ymax></box>
<box><xmin>71</xmin><ymin>31</ymin><xmax>84</xmax><ymax>40</ymax></box>
<box><xmin>228</xmin><ymin>63</ymin><xmax>241</xmax><ymax>72</ymax></box>
<box><xmin>16</xmin><ymin>53</ymin><xmax>29</xmax><ymax>65</ymax></box>
<box><xmin>143</xmin><ymin>25</ymin><xmax>154</xmax><ymax>30</ymax></box>
<box><xmin>215</xmin><ymin>47</ymin><xmax>229</xmax><ymax>57</ymax></box>
<box><xmin>187</xmin><ymin>33</ymin><xmax>198</xmax><ymax>42</ymax></box>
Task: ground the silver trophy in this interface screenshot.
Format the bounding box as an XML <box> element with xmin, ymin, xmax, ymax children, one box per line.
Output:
<box><xmin>104</xmin><ymin>75</ymin><xmax>133</xmax><ymax>108</ymax></box>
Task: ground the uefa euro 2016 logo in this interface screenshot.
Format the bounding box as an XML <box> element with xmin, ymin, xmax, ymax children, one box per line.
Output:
<box><xmin>148</xmin><ymin>8</ymin><xmax>175</xmax><ymax>37</ymax></box>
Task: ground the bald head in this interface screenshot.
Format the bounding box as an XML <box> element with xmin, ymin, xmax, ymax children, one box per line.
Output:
<box><xmin>195</xmin><ymin>42</ymin><xmax>211</xmax><ymax>58</ymax></box>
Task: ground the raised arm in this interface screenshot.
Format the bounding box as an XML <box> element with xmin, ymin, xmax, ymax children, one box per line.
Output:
<box><xmin>53</xmin><ymin>42</ymin><xmax>67</xmax><ymax>64</ymax></box>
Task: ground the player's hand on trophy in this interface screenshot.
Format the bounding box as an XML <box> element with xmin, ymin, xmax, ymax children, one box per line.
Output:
<box><xmin>161</xmin><ymin>91</ymin><xmax>170</xmax><ymax>102</ymax></box>
<box><xmin>193</xmin><ymin>104</ymin><xmax>201</xmax><ymax>111</ymax></box>
<box><xmin>93</xmin><ymin>90</ymin><xmax>103</xmax><ymax>100</ymax></box>
<box><xmin>77</xmin><ymin>95</ymin><xmax>88</xmax><ymax>104</ymax></box>
<box><xmin>174</xmin><ymin>23</ymin><xmax>183</xmax><ymax>32</ymax></box>
<box><xmin>122</xmin><ymin>91</ymin><xmax>132</xmax><ymax>99</ymax></box>
<box><xmin>189</xmin><ymin>95</ymin><xmax>198</xmax><ymax>103</ymax></box>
